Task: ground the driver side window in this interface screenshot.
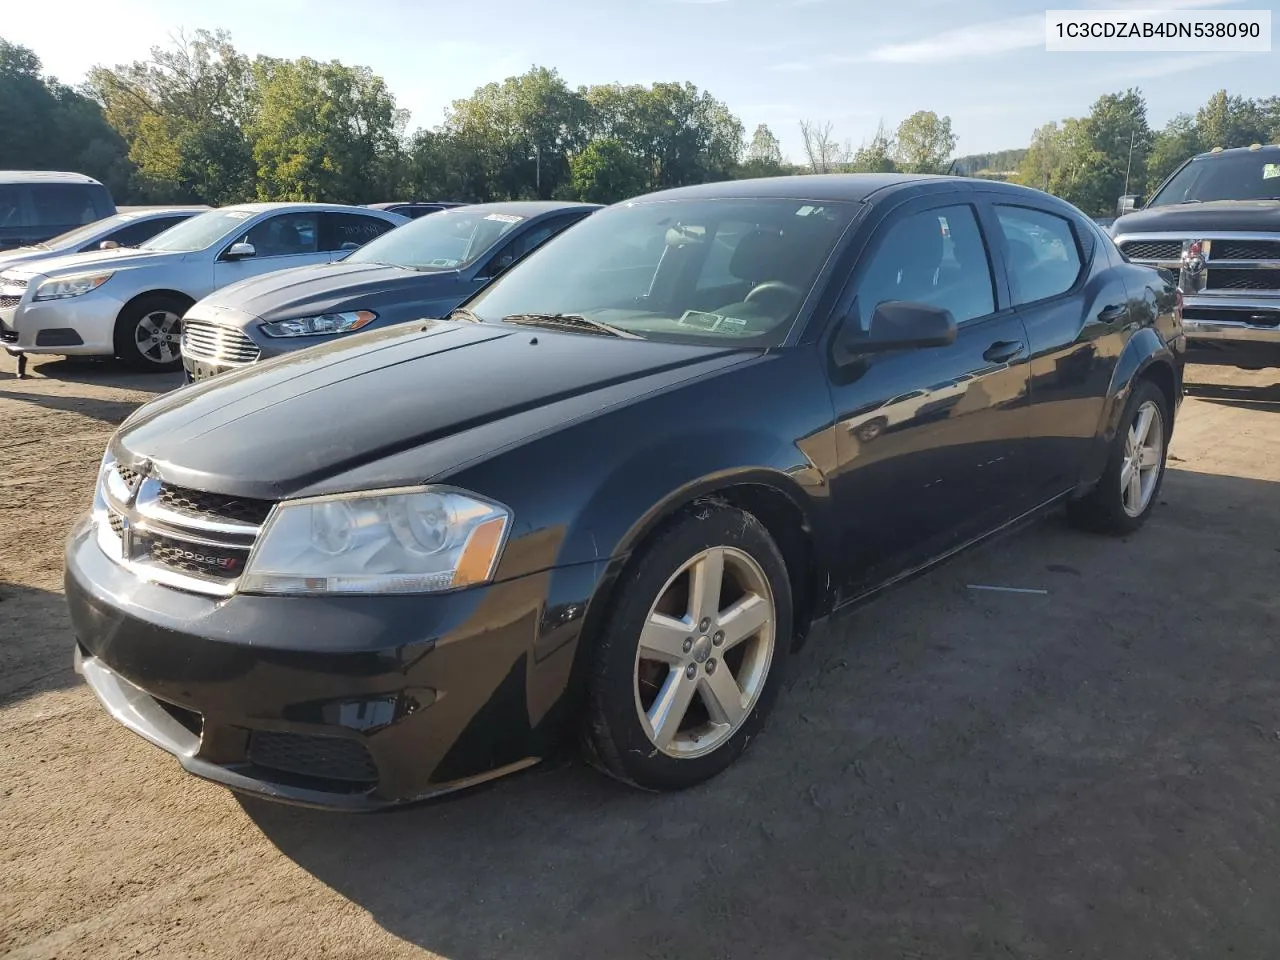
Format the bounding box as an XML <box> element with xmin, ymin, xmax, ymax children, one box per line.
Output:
<box><xmin>243</xmin><ymin>213</ymin><xmax>319</xmax><ymax>258</ymax></box>
<box><xmin>854</xmin><ymin>205</ymin><xmax>995</xmax><ymax>331</ymax></box>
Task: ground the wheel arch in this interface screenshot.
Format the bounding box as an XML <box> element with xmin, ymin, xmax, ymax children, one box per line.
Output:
<box><xmin>581</xmin><ymin>468</ymin><xmax>835</xmax><ymax>655</ymax></box>
<box><xmin>116</xmin><ymin>288</ymin><xmax>197</xmax><ymax>323</ymax></box>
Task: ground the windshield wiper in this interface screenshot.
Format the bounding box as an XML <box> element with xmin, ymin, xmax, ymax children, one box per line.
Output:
<box><xmin>448</xmin><ymin>307</ymin><xmax>482</xmax><ymax>323</ymax></box>
<box><xmin>501</xmin><ymin>313</ymin><xmax>642</xmax><ymax>339</ymax></box>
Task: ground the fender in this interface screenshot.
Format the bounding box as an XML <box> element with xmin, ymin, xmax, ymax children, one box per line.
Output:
<box><xmin>1079</xmin><ymin>326</ymin><xmax>1176</xmax><ymax>488</ymax></box>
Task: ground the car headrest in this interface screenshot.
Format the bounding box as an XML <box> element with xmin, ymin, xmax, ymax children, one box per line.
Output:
<box><xmin>730</xmin><ymin>229</ymin><xmax>791</xmax><ymax>282</ymax></box>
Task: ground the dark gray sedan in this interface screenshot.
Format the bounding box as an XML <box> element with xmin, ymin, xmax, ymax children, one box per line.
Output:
<box><xmin>179</xmin><ymin>201</ymin><xmax>599</xmax><ymax>381</ymax></box>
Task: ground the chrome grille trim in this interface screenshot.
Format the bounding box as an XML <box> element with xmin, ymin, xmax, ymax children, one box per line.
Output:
<box><xmin>96</xmin><ymin>461</ymin><xmax>274</xmax><ymax>597</ymax></box>
<box><xmin>181</xmin><ymin>319</ymin><xmax>261</xmax><ymax>365</ymax></box>
<box><xmin>1114</xmin><ymin>231</ymin><xmax>1280</xmax><ymax>295</ymax></box>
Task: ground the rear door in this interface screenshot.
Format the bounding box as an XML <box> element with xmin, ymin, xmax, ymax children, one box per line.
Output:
<box><xmin>824</xmin><ymin>196</ymin><xmax>1033</xmax><ymax>596</ymax></box>
<box><xmin>990</xmin><ymin>201</ymin><xmax>1132</xmax><ymax>500</ymax></box>
<box><xmin>321</xmin><ymin>212</ymin><xmax>400</xmax><ymax>257</ymax></box>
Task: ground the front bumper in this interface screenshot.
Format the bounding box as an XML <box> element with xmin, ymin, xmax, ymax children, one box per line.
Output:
<box><xmin>1182</xmin><ymin>295</ymin><xmax>1280</xmax><ymax>368</ymax></box>
<box><xmin>66</xmin><ymin>516</ymin><xmax>602</xmax><ymax>810</ymax></box>
<box><xmin>1</xmin><ymin>287</ymin><xmax>124</xmax><ymax>356</ymax></box>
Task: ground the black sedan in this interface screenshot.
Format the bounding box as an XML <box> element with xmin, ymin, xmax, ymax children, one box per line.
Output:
<box><xmin>179</xmin><ymin>201</ymin><xmax>599</xmax><ymax>382</ymax></box>
<box><xmin>66</xmin><ymin>174</ymin><xmax>1184</xmax><ymax>809</ymax></box>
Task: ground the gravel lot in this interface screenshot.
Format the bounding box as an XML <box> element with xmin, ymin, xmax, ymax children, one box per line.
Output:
<box><xmin>3</xmin><ymin>355</ymin><xmax>1279</xmax><ymax>960</ymax></box>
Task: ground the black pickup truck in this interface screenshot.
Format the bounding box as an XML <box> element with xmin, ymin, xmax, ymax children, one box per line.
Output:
<box><xmin>1111</xmin><ymin>144</ymin><xmax>1280</xmax><ymax>369</ymax></box>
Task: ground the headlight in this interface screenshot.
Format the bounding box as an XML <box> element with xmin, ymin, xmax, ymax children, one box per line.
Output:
<box><xmin>34</xmin><ymin>272</ymin><xmax>114</xmax><ymax>301</ymax></box>
<box><xmin>259</xmin><ymin>310</ymin><xmax>377</xmax><ymax>338</ymax></box>
<box><xmin>240</xmin><ymin>486</ymin><xmax>511</xmax><ymax>595</ymax></box>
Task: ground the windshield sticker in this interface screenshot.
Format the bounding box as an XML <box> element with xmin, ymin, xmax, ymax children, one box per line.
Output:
<box><xmin>677</xmin><ymin>310</ymin><xmax>748</xmax><ymax>332</ymax></box>
<box><xmin>1264</xmin><ymin>163</ymin><xmax>1280</xmax><ymax>180</ymax></box>
<box><xmin>484</xmin><ymin>213</ymin><xmax>524</xmax><ymax>223</ymax></box>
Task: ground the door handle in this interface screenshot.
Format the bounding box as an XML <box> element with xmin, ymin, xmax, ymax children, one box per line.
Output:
<box><xmin>1098</xmin><ymin>303</ymin><xmax>1128</xmax><ymax>322</ymax></box>
<box><xmin>983</xmin><ymin>340</ymin><xmax>1025</xmax><ymax>364</ymax></box>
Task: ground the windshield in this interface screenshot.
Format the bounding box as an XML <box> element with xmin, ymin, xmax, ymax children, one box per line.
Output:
<box><xmin>347</xmin><ymin>208</ymin><xmax>525</xmax><ymax>270</ymax></box>
<box><xmin>40</xmin><ymin>213</ymin><xmax>133</xmax><ymax>249</ymax></box>
<box><xmin>141</xmin><ymin>209</ymin><xmax>257</xmax><ymax>252</ymax></box>
<box><xmin>466</xmin><ymin>197</ymin><xmax>858</xmax><ymax>346</ymax></box>
<box><xmin>1148</xmin><ymin>152</ymin><xmax>1280</xmax><ymax>206</ymax></box>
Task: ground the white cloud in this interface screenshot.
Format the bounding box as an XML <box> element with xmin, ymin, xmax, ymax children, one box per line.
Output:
<box><xmin>861</xmin><ymin>14</ymin><xmax>1043</xmax><ymax>63</ymax></box>
<box><xmin>1107</xmin><ymin>50</ymin><xmax>1253</xmax><ymax>80</ymax></box>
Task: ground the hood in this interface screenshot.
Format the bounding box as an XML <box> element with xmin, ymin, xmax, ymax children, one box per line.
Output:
<box><xmin>200</xmin><ymin>261</ymin><xmax>453</xmax><ymax>323</ymax></box>
<box><xmin>1113</xmin><ymin>199</ymin><xmax>1280</xmax><ymax>236</ymax></box>
<box><xmin>113</xmin><ymin>319</ymin><xmax>750</xmax><ymax>499</ymax></box>
<box><xmin>0</xmin><ymin>247</ymin><xmax>51</xmax><ymax>272</ymax></box>
<box><xmin>2</xmin><ymin>245</ymin><xmax>174</xmax><ymax>280</ymax></box>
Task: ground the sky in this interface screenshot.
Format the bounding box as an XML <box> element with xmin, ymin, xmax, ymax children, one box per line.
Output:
<box><xmin>4</xmin><ymin>0</ymin><xmax>1278</xmax><ymax>161</ymax></box>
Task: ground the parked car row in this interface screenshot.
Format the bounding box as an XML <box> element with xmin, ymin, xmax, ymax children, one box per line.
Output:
<box><xmin>65</xmin><ymin>172</ymin><xmax>1186</xmax><ymax>811</ymax></box>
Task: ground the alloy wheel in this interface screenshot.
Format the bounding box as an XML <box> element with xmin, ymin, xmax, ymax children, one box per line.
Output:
<box><xmin>134</xmin><ymin>310</ymin><xmax>182</xmax><ymax>365</ymax></box>
<box><xmin>1121</xmin><ymin>399</ymin><xmax>1164</xmax><ymax>517</ymax></box>
<box><xmin>633</xmin><ymin>546</ymin><xmax>776</xmax><ymax>759</ymax></box>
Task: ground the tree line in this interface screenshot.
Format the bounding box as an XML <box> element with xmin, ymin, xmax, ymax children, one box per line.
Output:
<box><xmin>2</xmin><ymin>29</ymin><xmax>1278</xmax><ymax>216</ymax></box>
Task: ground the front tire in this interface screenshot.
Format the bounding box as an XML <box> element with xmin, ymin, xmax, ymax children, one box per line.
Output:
<box><xmin>114</xmin><ymin>294</ymin><xmax>188</xmax><ymax>372</ymax></box>
<box><xmin>1067</xmin><ymin>379</ymin><xmax>1170</xmax><ymax>534</ymax></box>
<box><xmin>584</xmin><ymin>502</ymin><xmax>793</xmax><ymax>791</ymax></box>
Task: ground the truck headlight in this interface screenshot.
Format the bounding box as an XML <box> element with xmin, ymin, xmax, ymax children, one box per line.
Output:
<box><xmin>259</xmin><ymin>310</ymin><xmax>377</xmax><ymax>338</ymax></box>
<box><xmin>240</xmin><ymin>486</ymin><xmax>510</xmax><ymax>595</ymax></box>
<box><xmin>34</xmin><ymin>272</ymin><xmax>114</xmax><ymax>301</ymax></box>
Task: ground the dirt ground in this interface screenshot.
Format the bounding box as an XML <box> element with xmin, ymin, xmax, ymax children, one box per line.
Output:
<box><xmin>2</xmin><ymin>354</ymin><xmax>1279</xmax><ymax>960</ymax></box>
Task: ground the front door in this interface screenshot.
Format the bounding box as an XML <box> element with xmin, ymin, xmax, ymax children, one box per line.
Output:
<box><xmin>823</xmin><ymin>198</ymin><xmax>1033</xmax><ymax>598</ymax></box>
<box><xmin>212</xmin><ymin>212</ymin><xmax>333</xmax><ymax>288</ymax></box>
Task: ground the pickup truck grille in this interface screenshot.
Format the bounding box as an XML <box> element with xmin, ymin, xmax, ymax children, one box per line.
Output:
<box><xmin>181</xmin><ymin>319</ymin><xmax>261</xmax><ymax>365</ymax></box>
<box><xmin>1118</xmin><ymin>239</ymin><xmax>1181</xmax><ymax>262</ymax></box>
<box><xmin>0</xmin><ymin>296</ymin><xmax>20</xmax><ymax>310</ymax></box>
<box><xmin>96</xmin><ymin>461</ymin><xmax>273</xmax><ymax>595</ymax></box>
<box><xmin>1208</xmin><ymin>268</ymin><xmax>1280</xmax><ymax>292</ymax></box>
<box><xmin>1214</xmin><ymin>239</ymin><xmax>1280</xmax><ymax>261</ymax></box>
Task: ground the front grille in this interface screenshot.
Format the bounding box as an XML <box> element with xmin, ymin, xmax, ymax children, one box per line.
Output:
<box><xmin>100</xmin><ymin>461</ymin><xmax>273</xmax><ymax>595</ymax></box>
<box><xmin>0</xmin><ymin>295</ymin><xmax>20</xmax><ymax>310</ymax></box>
<box><xmin>181</xmin><ymin>319</ymin><xmax>261</xmax><ymax>364</ymax></box>
<box><xmin>2</xmin><ymin>277</ymin><xmax>28</xmax><ymax>289</ymax></box>
<box><xmin>248</xmin><ymin>731</ymin><xmax>378</xmax><ymax>785</ymax></box>
<box><xmin>1207</xmin><ymin>268</ymin><xmax>1280</xmax><ymax>292</ymax></box>
<box><xmin>138</xmin><ymin>530</ymin><xmax>247</xmax><ymax>580</ymax></box>
<box><xmin>1214</xmin><ymin>239</ymin><xmax>1280</xmax><ymax>261</ymax></box>
<box><xmin>1120</xmin><ymin>239</ymin><xmax>1181</xmax><ymax>261</ymax></box>
<box><xmin>157</xmin><ymin>485</ymin><xmax>273</xmax><ymax>526</ymax></box>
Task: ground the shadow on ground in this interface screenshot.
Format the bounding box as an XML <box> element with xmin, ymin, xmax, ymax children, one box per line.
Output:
<box><xmin>246</xmin><ymin>469</ymin><xmax>1280</xmax><ymax>960</ymax></box>
<box><xmin>1185</xmin><ymin>373</ymin><xmax>1280</xmax><ymax>413</ymax></box>
<box><xmin>0</xmin><ymin>581</ymin><xmax>78</xmax><ymax>707</ymax></box>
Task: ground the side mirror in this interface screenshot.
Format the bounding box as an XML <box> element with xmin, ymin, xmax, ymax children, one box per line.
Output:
<box><xmin>99</xmin><ymin>240</ymin><xmax>119</xmax><ymax>250</ymax></box>
<box><xmin>224</xmin><ymin>241</ymin><xmax>256</xmax><ymax>261</ymax></box>
<box><xmin>339</xmin><ymin>241</ymin><xmax>360</xmax><ymax>251</ymax></box>
<box><xmin>836</xmin><ymin>300</ymin><xmax>958</xmax><ymax>362</ymax></box>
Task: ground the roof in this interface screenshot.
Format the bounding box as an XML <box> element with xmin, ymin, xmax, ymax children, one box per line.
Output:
<box><xmin>0</xmin><ymin>170</ymin><xmax>103</xmax><ymax>185</ymax></box>
<box><xmin>217</xmin><ymin>201</ymin><xmax>410</xmax><ymax>216</ymax></box>
<box><xmin>626</xmin><ymin>173</ymin><xmax>1055</xmax><ymax>205</ymax></box>
<box><xmin>1192</xmin><ymin>143</ymin><xmax>1280</xmax><ymax>159</ymax></box>
<box><xmin>443</xmin><ymin>200</ymin><xmax>603</xmax><ymax>216</ymax></box>
<box><xmin>115</xmin><ymin>205</ymin><xmax>212</xmax><ymax>215</ymax></box>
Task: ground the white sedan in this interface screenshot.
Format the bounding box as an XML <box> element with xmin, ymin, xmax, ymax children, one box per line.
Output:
<box><xmin>0</xmin><ymin>202</ymin><xmax>408</xmax><ymax>373</ymax></box>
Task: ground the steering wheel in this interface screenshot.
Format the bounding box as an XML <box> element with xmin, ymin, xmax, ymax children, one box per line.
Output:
<box><xmin>745</xmin><ymin>281</ymin><xmax>802</xmax><ymax>304</ymax></box>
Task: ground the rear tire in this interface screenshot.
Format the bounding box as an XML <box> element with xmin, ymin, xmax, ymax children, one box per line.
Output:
<box><xmin>114</xmin><ymin>294</ymin><xmax>188</xmax><ymax>372</ymax></box>
<box><xmin>584</xmin><ymin>502</ymin><xmax>793</xmax><ymax>791</ymax></box>
<box><xmin>1067</xmin><ymin>379</ymin><xmax>1170</xmax><ymax>535</ymax></box>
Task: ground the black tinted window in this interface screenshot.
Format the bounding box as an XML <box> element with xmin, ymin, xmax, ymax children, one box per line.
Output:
<box><xmin>1149</xmin><ymin>152</ymin><xmax>1280</xmax><ymax>205</ymax></box>
<box><xmin>322</xmin><ymin>213</ymin><xmax>397</xmax><ymax>252</ymax></box>
<box><xmin>995</xmin><ymin>205</ymin><xmax>1083</xmax><ymax>306</ymax></box>
<box><xmin>244</xmin><ymin>213</ymin><xmax>319</xmax><ymax>256</ymax></box>
<box><xmin>106</xmin><ymin>216</ymin><xmax>186</xmax><ymax>248</ymax></box>
<box><xmin>0</xmin><ymin>185</ymin><xmax>24</xmax><ymax>228</ymax></box>
<box><xmin>855</xmin><ymin>204</ymin><xmax>995</xmax><ymax>329</ymax></box>
<box><xmin>29</xmin><ymin>184</ymin><xmax>100</xmax><ymax>227</ymax></box>
<box><xmin>490</xmin><ymin>213</ymin><xmax>584</xmax><ymax>269</ymax></box>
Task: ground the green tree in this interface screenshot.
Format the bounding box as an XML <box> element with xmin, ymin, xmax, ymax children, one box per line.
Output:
<box><xmin>0</xmin><ymin>38</ymin><xmax>134</xmax><ymax>198</ymax></box>
<box><xmin>1146</xmin><ymin>113</ymin><xmax>1200</xmax><ymax>195</ymax></box>
<box><xmin>568</xmin><ymin>138</ymin><xmax>647</xmax><ymax>203</ymax></box>
<box><xmin>1195</xmin><ymin>89</ymin><xmax>1267</xmax><ymax>149</ymax></box>
<box><xmin>248</xmin><ymin>56</ymin><xmax>407</xmax><ymax>202</ymax></box>
<box><xmin>893</xmin><ymin>110</ymin><xmax>956</xmax><ymax>173</ymax></box>
<box><xmin>86</xmin><ymin>29</ymin><xmax>254</xmax><ymax>203</ymax></box>
<box><xmin>849</xmin><ymin>122</ymin><xmax>898</xmax><ymax>173</ymax></box>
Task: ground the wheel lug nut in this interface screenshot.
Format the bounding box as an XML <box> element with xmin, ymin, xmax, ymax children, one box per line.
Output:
<box><xmin>685</xmin><ymin>664</ymin><xmax>697</xmax><ymax>680</ymax></box>
<box><xmin>706</xmin><ymin>659</ymin><xmax>716</xmax><ymax>674</ymax></box>
<box><xmin>683</xmin><ymin>637</ymin><xmax>693</xmax><ymax>653</ymax></box>
<box><xmin>698</xmin><ymin>618</ymin><xmax>711</xmax><ymax>632</ymax></box>
<box><xmin>713</xmin><ymin>631</ymin><xmax>724</xmax><ymax>646</ymax></box>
